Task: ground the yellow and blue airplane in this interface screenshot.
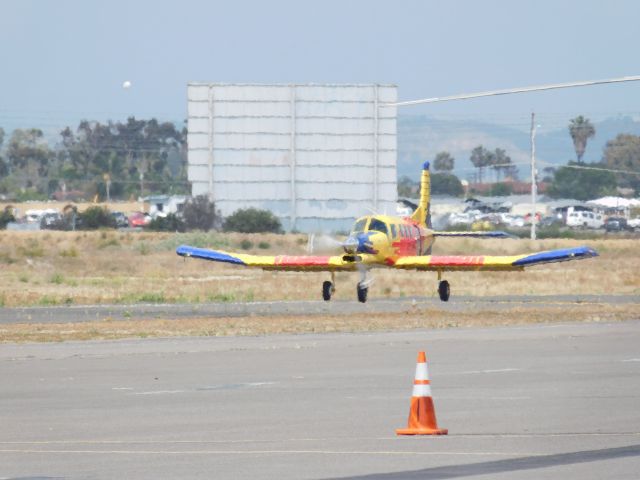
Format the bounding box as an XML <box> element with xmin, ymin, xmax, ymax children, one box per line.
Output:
<box><xmin>177</xmin><ymin>162</ymin><xmax>598</xmax><ymax>303</ymax></box>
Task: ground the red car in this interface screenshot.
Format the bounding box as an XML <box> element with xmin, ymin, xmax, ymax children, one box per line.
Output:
<box><xmin>128</xmin><ymin>212</ymin><xmax>151</xmax><ymax>227</ymax></box>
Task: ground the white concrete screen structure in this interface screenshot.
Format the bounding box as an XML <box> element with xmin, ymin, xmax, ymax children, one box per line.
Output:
<box><xmin>187</xmin><ymin>83</ymin><xmax>398</xmax><ymax>232</ymax></box>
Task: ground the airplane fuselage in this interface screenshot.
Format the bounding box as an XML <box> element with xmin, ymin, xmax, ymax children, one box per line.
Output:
<box><xmin>343</xmin><ymin>215</ymin><xmax>435</xmax><ymax>266</ymax></box>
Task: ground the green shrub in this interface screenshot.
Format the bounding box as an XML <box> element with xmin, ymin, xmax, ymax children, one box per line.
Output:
<box><xmin>488</xmin><ymin>182</ymin><xmax>513</xmax><ymax>196</ymax></box>
<box><xmin>182</xmin><ymin>196</ymin><xmax>219</xmax><ymax>231</ymax></box>
<box><xmin>239</xmin><ymin>239</ymin><xmax>253</xmax><ymax>250</ymax></box>
<box><xmin>0</xmin><ymin>208</ymin><xmax>15</xmax><ymax>229</ymax></box>
<box><xmin>50</xmin><ymin>273</ymin><xmax>64</xmax><ymax>284</ymax></box>
<box><xmin>148</xmin><ymin>213</ymin><xmax>186</xmax><ymax>232</ymax></box>
<box><xmin>223</xmin><ymin>208</ymin><xmax>283</xmax><ymax>233</ymax></box>
<box><xmin>79</xmin><ymin>206</ymin><xmax>115</xmax><ymax>230</ymax></box>
<box><xmin>59</xmin><ymin>247</ymin><xmax>78</xmax><ymax>257</ymax></box>
<box><xmin>431</xmin><ymin>173</ymin><xmax>464</xmax><ymax>196</ymax></box>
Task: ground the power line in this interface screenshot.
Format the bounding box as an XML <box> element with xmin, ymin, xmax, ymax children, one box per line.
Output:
<box><xmin>537</xmin><ymin>160</ymin><xmax>640</xmax><ymax>176</ymax></box>
<box><xmin>385</xmin><ymin>75</ymin><xmax>640</xmax><ymax>107</ymax></box>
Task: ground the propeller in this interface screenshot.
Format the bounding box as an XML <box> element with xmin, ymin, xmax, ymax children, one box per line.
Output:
<box><xmin>307</xmin><ymin>232</ymin><xmax>373</xmax><ymax>293</ymax></box>
<box><xmin>306</xmin><ymin>233</ymin><xmax>346</xmax><ymax>254</ymax></box>
<box><xmin>306</xmin><ymin>232</ymin><xmax>376</xmax><ymax>255</ymax></box>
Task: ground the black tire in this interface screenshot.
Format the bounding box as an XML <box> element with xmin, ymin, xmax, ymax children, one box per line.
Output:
<box><xmin>438</xmin><ymin>280</ymin><xmax>450</xmax><ymax>302</ymax></box>
<box><xmin>357</xmin><ymin>283</ymin><xmax>368</xmax><ymax>303</ymax></box>
<box><xmin>322</xmin><ymin>281</ymin><xmax>332</xmax><ymax>301</ymax></box>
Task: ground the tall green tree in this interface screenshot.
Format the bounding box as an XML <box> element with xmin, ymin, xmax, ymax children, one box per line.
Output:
<box><xmin>504</xmin><ymin>164</ymin><xmax>519</xmax><ymax>181</ymax></box>
<box><xmin>602</xmin><ymin>133</ymin><xmax>640</xmax><ymax>193</ymax></box>
<box><xmin>57</xmin><ymin>117</ymin><xmax>187</xmax><ymax>200</ymax></box>
<box><xmin>568</xmin><ymin>116</ymin><xmax>595</xmax><ymax>164</ymax></box>
<box><xmin>547</xmin><ymin>162</ymin><xmax>616</xmax><ymax>200</ymax></box>
<box><xmin>433</xmin><ymin>151</ymin><xmax>454</xmax><ymax>172</ymax></box>
<box><xmin>0</xmin><ymin>128</ymin><xmax>7</xmax><ymax>178</ymax></box>
<box><xmin>431</xmin><ymin>173</ymin><xmax>463</xmax><ymax>196</ymax></box>
<box><xmin>491</xmin><ymin>148</ymin><xmax>511</xmax><ymax>182</ymax></box>
<box><xmin>6</xmin><ymin>128</ymin><xmax>54</xmax><ymax>192</ymax></box>
<box><xmin>470</xmin><ymin>145</ymin><xmax>493</xmax><ymax>183</ymax></box>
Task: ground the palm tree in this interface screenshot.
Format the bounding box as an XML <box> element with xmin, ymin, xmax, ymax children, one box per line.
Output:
<box><xmin>433</xmin><ymin>151</ymin><xmax>455</xmax><ymax>172</ymax></box>
<box><xmin>470</xmin><ymin>145</ymin><xmax>492</xmax><ymax>183</ymax></box>
<box><xmin>568</xmin><ymin>116</ymin><xmax>595</xmax><ymax>164</ymax></box>
<box><xmin>491</xmin><ymin>148</ymin><xmax>511</xmax><ymax>182</ymax></box>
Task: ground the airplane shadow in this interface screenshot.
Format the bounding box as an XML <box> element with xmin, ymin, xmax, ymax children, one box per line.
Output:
<box><xmin>324</xmin><ymin>444</ymin><xmax>640</xmax><ymax>480</ymax></box>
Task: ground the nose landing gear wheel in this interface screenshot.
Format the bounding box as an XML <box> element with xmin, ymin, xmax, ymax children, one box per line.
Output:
<box><xmin>322</xmin><ymin>281</ymin><xmax>333</xmax><ymax>301</ymax></box>
<box><xmin>357</xmin><ymin>283</ymin><xmax>368</xmax><ymax>303</ymax></box>
<box><xmin>438</xmin><ymin>280</ymin><xmax>450</xmax><ymax>302</ymax></box>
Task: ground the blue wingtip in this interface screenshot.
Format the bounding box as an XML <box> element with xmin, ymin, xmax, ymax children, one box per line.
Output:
<box><xmin>176</xmin><ymin>245</ymin><xmax>246</xmax><ymax>265</ymax></box>
<box><xmin>423</xmin><ymin>161</ymin><xmax>430</xmax><ymax>171</ymax></box>
<box><xmin>513</xmin><ymin>245</ymin><xmax>599</xmax><ymax>267</ymax></box>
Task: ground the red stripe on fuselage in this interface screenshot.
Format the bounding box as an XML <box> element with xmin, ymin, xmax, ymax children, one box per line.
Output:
<box><xmin>429</xmin><ymin>256</ymin><xmax>485</xmax><ymax>266</ymax></box>
<box><xmin>274</xmin><ymin>255</ymin><xmax>331</xmax><ymax>267</ymax></box>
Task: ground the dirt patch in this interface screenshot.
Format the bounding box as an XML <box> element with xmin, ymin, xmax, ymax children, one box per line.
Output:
<box><xmin>1</xmin><ymin>302</ymin><xmax>636</xmax><ymax>343</ymax></box>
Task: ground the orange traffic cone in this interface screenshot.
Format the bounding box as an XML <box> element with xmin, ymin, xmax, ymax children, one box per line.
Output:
<box><xmin>396</xmin><ymin>351</ymin><xmax>448</xmax><ymax>435</ymax></box>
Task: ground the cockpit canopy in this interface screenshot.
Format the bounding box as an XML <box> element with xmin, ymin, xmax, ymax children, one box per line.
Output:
<box><xmin>351</xmin><ymin>216</ymin><xmax>389</xmax><ymax>236</ymax></box>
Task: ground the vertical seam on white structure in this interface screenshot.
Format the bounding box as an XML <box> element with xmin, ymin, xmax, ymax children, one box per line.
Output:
<box><xmin>207</xmin><ymin>85</ymin><xmax>215</xmax><ymax>201</ymax></box>
<box><xmin>373</xmin><ymin>84</ymin><xmax>379</xmax><ymax>212</ymax></box>
<box><xmin>413</xmin><ymin>384</ymin><xmax>432</xmax><ymax>397</ymax></box>
<box><xmin>414</xmin><ymin>363</ymin><xmax>429</xmax><ymax>381</ymax></box>
<box><xmin>289</xmin><ymin>85</ymin><xmax>297</xmax><ymax>232</ymax></box>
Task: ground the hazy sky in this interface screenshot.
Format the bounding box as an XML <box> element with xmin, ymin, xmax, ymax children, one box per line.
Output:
<box><xmin>2</xmin><ymin>0</ymin><xmax>640</xmax><ymax>131</ymax></box>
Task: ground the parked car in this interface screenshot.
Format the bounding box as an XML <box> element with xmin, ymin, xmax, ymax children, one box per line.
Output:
<box><xmin>40</xmin><ymin>212</ymin><xmax>62</xmax><ymax>229</ymax></box>
<box><xmin>628</xmin><ymin>217</ymin><xmax>640</xmax><ymax>230</ymax></box>
<box><xmin>523</xmin><ymin>212</ymin><xmax>543</xmax><ymax>225</ymax></box>
<box><xmin>128</xmin><ymin>212</ymin><xmax>151</xmax><ymax>228</ymax></box>
<box><xmin>504</xmin><ymin>214</ymin><xmax>525</xmax><ymax>228</ymax></box>
<box><xmin>540</xmin><ymin>216</ymin><xmax>563</xmax><ymax>228</ymax></box>
<box><xmin>605</xmin><ymin>217</ymin><xmax>634</xmax><ymax>232</ymax></box>
<box><xmin>111</xmin><ymin>211</ymin><xmax>129</xmax><ymax>228</ymax></box>
<box><xmin>447</xmin><ymin>212</ymin><xmax>477</xmax><ymax>226</ymax></box>
<box><xmin>566</xmin><ymin>210</ymin><xmax>604</xmax><ymax>229</ymax></box>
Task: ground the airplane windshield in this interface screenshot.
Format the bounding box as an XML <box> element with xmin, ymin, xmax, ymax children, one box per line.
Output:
<box><xmin>352</xmin><ymin>218</ymin><xmax>368</xmax><ymax>233</ymax></box>
<box><xmin>368</xmin><ymin>218</ymin><xmax>388</xmax><ymax>235</ymax></box>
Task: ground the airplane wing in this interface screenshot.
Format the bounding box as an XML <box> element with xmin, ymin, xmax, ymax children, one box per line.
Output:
<box><xmin>432</xmin><ymin>231</ymin><xmax>512</xmax><ymax>238</ymax></box>
<box><xmin>393</xmin><ymin>246</ymin><xmax>598</xmax><ymax>271</ymax></box>
<box><xmin>176</xmin><ymin>245</ymin><xmax>360</xmax><ymax>272</ymax></box>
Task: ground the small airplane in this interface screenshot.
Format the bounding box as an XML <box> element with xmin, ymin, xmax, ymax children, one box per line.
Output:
<box><xmin>177</xmin><ymin>162</ymin><xmax>598</xmax><ymax>303</ymax></box>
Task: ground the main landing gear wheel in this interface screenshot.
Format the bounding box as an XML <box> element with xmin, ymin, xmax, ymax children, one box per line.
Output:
<box><xmin>357</xmin><ymin>283</ymin><xmax>368</xmax><ymax>303</ymax></box>
<box><xmin>322</xmin><ymin>280</ymin><xmax>333</xmax><ymax>302</ymax></box>
<box><xmin>322</xmin><ymin>281</ymin><xmax>334</xmax><ymax>301</ymax></box>
<box><xmin>438</xmin><ymin>280</ymin><xmax>450</xmax><ymax>302</ymax></box>
<box><xmin>322</xmin><ymin>273</ymin><xmax>337</xmax><ymax>302</ymax></box>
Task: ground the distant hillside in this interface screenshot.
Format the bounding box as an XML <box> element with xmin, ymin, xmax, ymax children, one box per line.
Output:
<box><xmin>397</xmin><ymin>115</ymin><xmax>640</xmax><ymax>181</ymax></box>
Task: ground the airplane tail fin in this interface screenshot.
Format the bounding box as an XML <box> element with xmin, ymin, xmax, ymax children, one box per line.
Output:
<box><xmin>411</xmin><ymin>161</ymin><xmax>432</xmax><ymax>228</ymax></box>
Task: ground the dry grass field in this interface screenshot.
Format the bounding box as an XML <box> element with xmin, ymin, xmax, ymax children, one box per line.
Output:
<box><xmin>0</xmin><ymin>230</ymin><xmax>638</xmax><ymax>307</ymax></box>
<box><xmin>0</xmin><ymin>230</ymin><xmax>638</xmax><ymax>342</ymax></box>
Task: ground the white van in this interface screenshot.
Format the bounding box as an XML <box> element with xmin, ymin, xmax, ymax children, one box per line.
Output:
<box><xmin>566</xmin><ymin>209</ymin><xmax>604</xmax><ymax>229</ymax></box>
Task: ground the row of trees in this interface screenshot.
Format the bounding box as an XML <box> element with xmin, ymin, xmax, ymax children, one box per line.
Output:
<box><xmin>401</xmin><ymin>115</ymin><xmax>640</xmax><ymax>200</ymax></box>
<box><xmin>547</xmin><ymin>132</ymin><xmax>640</xmax><ymax>200</ymax></box>
<box><xmin>550</xmin><ymin>116</ymin><xmax>640</xmax><ymax>200</ymax></box>
<box><xmin>0</xmin><ymin>118</ymin><xmax>188</xmax><ymax>201</ymax></box>
<box><xmin>2</xmin><ymin>114</ymin><xmax>638</xmax><ymax>204</ymax></box>
<box><xmin>432</xmin><ymin>147</ymin><xmax>518</xmax><ymax>184</ymax></box>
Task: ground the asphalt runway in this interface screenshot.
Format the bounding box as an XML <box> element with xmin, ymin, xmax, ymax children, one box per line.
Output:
<box><xmin>0</xmin><ymin>294</ymin><xmax>637</xmax><ymax>324</ymax></box>
<box><xmin>2</xmin><ymin>320</ymin><xmax>640</xmax><ymax>479</ymax></box>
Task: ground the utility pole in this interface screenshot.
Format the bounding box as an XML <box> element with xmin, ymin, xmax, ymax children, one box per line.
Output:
<box><xmin>530</xmin><ymin>112</ymin><xmax>537</xmax><ymax>240</ymax></box>
<box><xmin>139</xmin><ymin>171</ymin><xmax>144</xmax><ymax>211</ymax></box>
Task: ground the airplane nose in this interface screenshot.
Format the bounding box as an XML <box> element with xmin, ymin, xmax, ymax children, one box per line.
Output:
<box><xmin>355</xmin><ymin>232</ymin><xmax>377</xmax><ymax>254</ymax></box>
<box><xmin>343</xmin><ymin>235</ymin><xmax>359</xmax><ymax>254</ymax></box>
